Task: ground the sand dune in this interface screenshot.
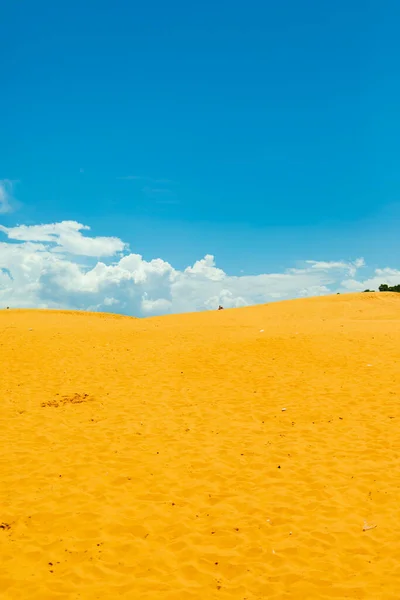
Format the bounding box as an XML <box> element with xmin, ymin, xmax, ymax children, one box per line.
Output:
<box><xmin>1</xmin><ymin>293</ymin><xmax>400</xmax><ymax>599</ymax></box>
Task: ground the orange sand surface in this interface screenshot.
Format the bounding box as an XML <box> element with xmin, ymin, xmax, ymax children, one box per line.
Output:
<box><xmin>1</xmin><ymin>293</ymin><xmax>400</xmax><ymax>599</ymax></box>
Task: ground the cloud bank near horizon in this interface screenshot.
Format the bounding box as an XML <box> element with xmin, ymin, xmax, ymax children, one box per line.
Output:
<box><xmin>0</xmin><ymin>220</ymin><xmax>398</xmax><ymax>316</ymax></box>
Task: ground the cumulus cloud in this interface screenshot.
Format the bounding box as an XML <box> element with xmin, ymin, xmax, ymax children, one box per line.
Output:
<box><xmin>0</xmin><ymin>218</ymin><xmax>387</xmax><ymax>316</ymax></box>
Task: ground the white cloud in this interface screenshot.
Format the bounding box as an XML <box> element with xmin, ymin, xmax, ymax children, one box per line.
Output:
<box><xmin>340</xmin><ymin>266</ymin><xmax>400</xmax><ymax>293</ymax></box>
<box><xmin>0</xmin><ymin>221</ymin><xmax>126</xmax><ymax>257</ymax></box>
<box><xmin>0</xmin><ymin>218</ymin><xmax>392</xmax><ymax>316</ymax></box>
<box><xmin>184</xmin><ymin>255</ymin><xmax>225</xmax><ymax>281</ymax></box>
<box><xmin>0</xmin><ymin>180</ymin><xmax>16</xmax><ymax>214</ymax></box>
<box><xmin>302</xmin><ymin>258</ymin><xmax>365</xmax><ymax>277</ymax></box>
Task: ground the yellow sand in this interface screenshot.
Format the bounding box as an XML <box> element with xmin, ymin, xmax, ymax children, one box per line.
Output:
<box><xmin>1</xmin><ymin>293</ymin><xmax>400</xmax><ymax>599</ymax></box>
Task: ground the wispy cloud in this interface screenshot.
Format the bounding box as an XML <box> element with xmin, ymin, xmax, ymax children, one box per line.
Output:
<box><xmin>154</xmin><ymin>178</ymin><xmax>175</xmax><ymax>185</ymax></box>
<box><xmin>141</xmin><ymin>186</ymin><xmax>179</xmax><ymax>204</ymax></box>
<box><xmin>0</xmin><ymin>180</ymin><xmax>18</xmax><ymax>214</ymax></box>
<box><xmin>154</xmin><ymin>199</ymin><xmax>180</xmax><ymax>205</ymax></box>
<box><xmin>117</xmin><ymin>175</ymin><xmax>175</xmax><ymax>184</ymax></box>
<box><xmin>141</xmin><ymin>186</ymin><xmax>173</xmax><ymax>195</ymax></box>
<box><xmin>118</xmin><ymin>175</ymin><xmax>179</xmax><ymax>203</ymax></box>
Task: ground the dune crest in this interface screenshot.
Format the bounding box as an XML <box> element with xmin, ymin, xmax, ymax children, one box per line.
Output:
<box><xmin>1</xmin><ymin>293</ymin><xmax>400</xmax><ymax>599</ymax></box>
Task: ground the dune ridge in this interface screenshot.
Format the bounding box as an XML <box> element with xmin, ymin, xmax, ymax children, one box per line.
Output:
<box><xmin>1</xmin><ymin>292</ymin><xmax>400</xmax><ymax>599</ymax></box>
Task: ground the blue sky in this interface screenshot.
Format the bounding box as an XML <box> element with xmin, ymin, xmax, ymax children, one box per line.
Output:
<box><xmin>1</xmin><ymin>0</ymin><xmax>400</xmax><ymax>314</ymax></box>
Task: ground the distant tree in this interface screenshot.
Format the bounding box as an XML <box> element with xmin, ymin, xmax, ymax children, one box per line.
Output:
<box><xmin>379</xmin><ymin>284</ymin><xmax>400</xmax><ymax>292</ymax></box>
<box><xmin>363</xmin><ymin>289</ymin><xmax>375</xmax><ymax>292</ymax></box>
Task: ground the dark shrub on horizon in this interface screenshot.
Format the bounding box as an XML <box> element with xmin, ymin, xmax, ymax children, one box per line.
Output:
<box><xmin>379</xmin><ymin>284</ymin><xmax>400</xmax><ymax>293</ymax></box>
